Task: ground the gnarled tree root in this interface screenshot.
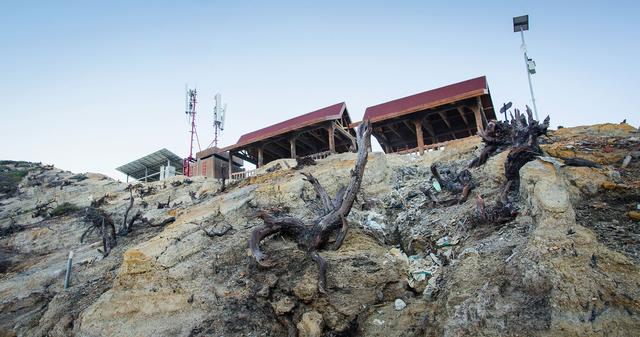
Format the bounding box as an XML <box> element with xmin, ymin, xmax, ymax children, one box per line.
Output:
<box><xmin>248</xmin><ymin>120</ymin><xmax>372</xmax><ymax>295</ymax></box>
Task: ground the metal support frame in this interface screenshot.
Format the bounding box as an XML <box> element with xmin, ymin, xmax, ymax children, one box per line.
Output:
<box><xmin>519</xmin><ymin>27</ymin><xmax>539</xmax><ymax>120</ymax></box>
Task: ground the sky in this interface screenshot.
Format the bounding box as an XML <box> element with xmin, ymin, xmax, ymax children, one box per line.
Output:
<box><xmin>1</xmin><ymin>0</ymin><xmax>638</xmax><ymax>180</ymax></box>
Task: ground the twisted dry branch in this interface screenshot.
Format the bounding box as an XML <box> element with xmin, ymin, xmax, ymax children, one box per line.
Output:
<box><xmin>248</xmin><ymin>120</ymin><xmax>372</xmax><ymax>294</ymax></box>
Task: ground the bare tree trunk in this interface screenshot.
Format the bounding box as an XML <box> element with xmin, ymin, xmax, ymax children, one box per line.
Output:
<box><xmin>248</xmin><ymin>120</ymin><xmax>372</xmax><ymax>294</ymax></box>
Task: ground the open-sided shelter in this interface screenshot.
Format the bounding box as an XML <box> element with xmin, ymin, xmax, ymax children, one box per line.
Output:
<box><xmin>361</xmin><ymin>76</ymin><xmax>496</xmax><ymax>154</ymax></box>
<box><xmin>221</xmin><ymin>102</ymin><xmax>355</xmax><ymax>172</ymax></box>
<box><xmin>116</xmin><ymin>148</ymin><xmax>183</xmax><ymax>182</ymax></box>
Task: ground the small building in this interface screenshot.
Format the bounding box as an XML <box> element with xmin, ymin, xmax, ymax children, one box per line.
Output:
<box><xmin>191</xmin><ymin>147</ymin><xmax>244</xmax><ymax>179</ymax></box>
<box><xmin>116</xmin><ymin>148</ymin><xmax>183</xmax><ymax>182</ymax></box>
<box><xmin>221</xmin><ymin>102</ymin><xmax>355</xmax><ymax>174</ymax></box>
<box><xmin>361</xmin><ymin>76</ymin><xmax>496</xmax><ymax>154</ymax></box>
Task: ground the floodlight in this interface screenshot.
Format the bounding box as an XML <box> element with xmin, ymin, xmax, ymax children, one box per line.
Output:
<box><xmin>513</xmin><ymin>15</ymin><xmax>529</xmax><ymax>32</ymax></box>
<box><xmin>513</xmin><ymin>14</ymin><xmax>539</xmax><ymax>120</ymax></box>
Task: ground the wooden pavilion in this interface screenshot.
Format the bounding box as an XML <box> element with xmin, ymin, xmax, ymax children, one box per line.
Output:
<box><xmin>220</xmin><ymin>102</ymin><xmax>355</xmax><ymax>177</ymax></box>
<box><xmin>360</xmin><ymin>76</ymin><xmax>496</xmax><ymax>154</ymax></box>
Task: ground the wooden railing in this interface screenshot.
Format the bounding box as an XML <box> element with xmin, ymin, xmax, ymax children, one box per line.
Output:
<box><xmin>231</xmin><ymin>169</ymin><xmax>257</xmax><ymax>181</ymax></box>
<box><xmin>395</xmin><ymin>140</ymin><xmax>453</xmax><ymax>155</ymax></box>
<box><xmin>307</xmin><ymin>151</ymin><xmax>332</xmax><ymax>160</ymax></box>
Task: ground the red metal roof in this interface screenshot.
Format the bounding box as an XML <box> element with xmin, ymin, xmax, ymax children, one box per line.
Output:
<box><xmin>363</xmin><ymin>76</ymin><xmax>490</xmax><ymax>123</ymax></box>
<box><xmin>230</xmin><ymin>102</ymin><xmax>348</xmax><ymax>148</ymax></box>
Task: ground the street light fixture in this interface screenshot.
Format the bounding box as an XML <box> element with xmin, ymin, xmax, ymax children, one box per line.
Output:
<box><xmin>513</xmin><ymin>15</ymin><xmax>539</xmax><ymax>120</ymax></box>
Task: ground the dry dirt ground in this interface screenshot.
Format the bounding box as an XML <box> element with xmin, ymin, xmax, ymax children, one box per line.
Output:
<box><xmin>0</xmin><ymin>123</ymin><xmax>639</xmax><ymax>337</ymax></box>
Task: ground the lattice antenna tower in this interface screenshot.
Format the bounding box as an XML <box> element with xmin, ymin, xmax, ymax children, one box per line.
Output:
<box><xmin>210</xmin><ymin>93</ymin><xmax>227</xmax><ymax>148</ymax></box>
<box><xmin>183</xmin><ymin>86</ymin><xmax>201</xmax><ymax>177</ymax></box>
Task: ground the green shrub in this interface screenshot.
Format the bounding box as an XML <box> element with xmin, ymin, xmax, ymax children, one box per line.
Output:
<box><xmin>0</xmin><ymin>170</ymin><xmax>28</xmax><ymax>196</ymax></box>
<box><xmin>50</xmin><ymin>202</ymin><xmax>80</xmax><ymax>217</ymax></box>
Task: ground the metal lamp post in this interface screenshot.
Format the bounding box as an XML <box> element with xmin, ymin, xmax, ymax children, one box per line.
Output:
<box><xmin>513</xmin><ymin>15</ymin><xmax>539</xmax><ymax>120</ymax></box>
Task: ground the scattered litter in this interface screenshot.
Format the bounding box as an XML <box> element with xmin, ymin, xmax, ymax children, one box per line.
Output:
<box><xmin>373</xmin><ymin>319</ymin><xmax>385</xmax><ymax>326</ymax></box>
<box><xmin>408</xmin><ymin>255</ymin><xmax>436</xmax><ymax>290</ymax></box>
<box><xmin>410</xmin><ymin>265</ymin><xmax>439</xmax><ymax>283</ymax></box>
<box><xmin>429</xmin><ymin>253</ymin><xmax>443</xmax><ymax>266</ymax></box>
<box><xmin>436</xmin><ymin>235</ymin><xmax>459</xmax><ymax>247</ymax></box>
<box><xmin>432</xmin><ymin>180</ymin><xmax>441</xmax><ymax>192</ymax></box>
<box><xmin>442</xmin><ymin>248</ymin><xmax>454</xmax><ymax>260</ymax></box>
<box><xmin>423</xmin><ymin>275</ymin><xmax>440</xmax><ymax>300</ymax></box>
<box><xmin>405</xmin><ymin>254</ymin><xmax>440</xmax><ymax>292</ymax></box>
<box><xmin>394</xmin><ymin>299</ymin><xmax>407</xmax><ymax>311</ymax></box>
<box><xmin>621</xmin><ymin>155</ymin><xmax>632</xmax><ymax>168</ymax></box>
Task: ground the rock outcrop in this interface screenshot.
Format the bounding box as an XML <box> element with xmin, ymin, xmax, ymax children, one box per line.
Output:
<box><xmin>0</xmin><ymin>123</ymin><xmax>639</xmax><ymax>336</ymax></box>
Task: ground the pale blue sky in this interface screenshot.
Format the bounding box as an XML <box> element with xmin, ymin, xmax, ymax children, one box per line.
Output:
<box><xmin>1</xmin><ymin>1</ymin><xmax>638</xmax><ymax>179</ymax></box>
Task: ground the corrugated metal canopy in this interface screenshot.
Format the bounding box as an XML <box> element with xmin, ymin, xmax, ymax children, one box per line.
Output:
<box><xmin>228</xmin><ymin>102</ymin><xmax>349</xmax><ymax>150</ymax></box>
<box><xmin>363</xmin><ymin>76</ymin><xmax>493</xmax><ymax>123</ymax></box>
<box><xmin>116</xmin><ymin>148</ymin><xmax>183</xmax><ymax>181</ymax></box>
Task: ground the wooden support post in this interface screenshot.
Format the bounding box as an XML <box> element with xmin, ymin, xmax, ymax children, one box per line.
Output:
<box><xmin>477</xmin><ymin>97</ymin><xmax>488</xmax><ymax>126</ymax></box>
<box><xmin>472</xmin><ymin>104</ymin><xmax>484</xmax><ymax>133</ymax></box>
<box><xmin>332</xmin><ymin>121</ymin><xmax>356</xmax><ymax>145</ymax></box>
<box><xmin>289</xmin><ymin>137</ymin><xmax>297</xmax><ymax>158</ymax></box>
<box><xmin>414</xmin><ymin>119</ymin><xmax>425</xmax><ymax>155</ymax></box>
<box><xmin>257</xmin><ymin>147</ymin><xmax>264</xmax><ymax>168</ymax></box>
<box><xmin>228</xmin><ymin>151</ymin><xmax>233</xmax><ymax>180</ymax></box>
<box><xmin>326</xmin><ymin>126</ymin><xmax>335</xmax><ymax>153</ymax></box>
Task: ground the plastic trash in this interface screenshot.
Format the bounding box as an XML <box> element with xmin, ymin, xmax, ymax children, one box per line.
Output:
<box><xmin>432</xmin><ymin>180</ymin><xmax>441</xmax><ymax>192</ymax></box>
<box><xmin>436</xmin><ymin>235</ymin><xmax>459</xmax><ymax>247</ymax></box>
<box><xmin>430</xmin><ymin>253</ymin><xmax>443</xmax><ymax>266</ymax></box>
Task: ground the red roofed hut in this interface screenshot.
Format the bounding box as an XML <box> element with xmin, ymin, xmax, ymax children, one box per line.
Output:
<box><xmin>221</xmin><ymin>102</ymin><xmax>355</xmax><ymax>176</ymax></box>
<box><xmin>361</xmin><ymin>76</ymin><xmax>496</xmax><ymax>154</ymax></box>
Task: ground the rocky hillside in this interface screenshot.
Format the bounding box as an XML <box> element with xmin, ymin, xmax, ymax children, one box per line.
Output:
<box><xmin>1</xmin><ymin>123</ymin><xmax>639</xmax><ymax>337</ymax></box>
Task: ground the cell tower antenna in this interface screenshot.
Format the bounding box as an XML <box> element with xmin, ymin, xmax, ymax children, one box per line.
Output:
<box><xmin>183</xmin><ymin>87</ymin><xmax>199</xmax><ymax>177</ymax></box>
<box><xmin>209</xmin><ymin>93</ymin><xmax>227</xmax><ymax>148</ymax></box>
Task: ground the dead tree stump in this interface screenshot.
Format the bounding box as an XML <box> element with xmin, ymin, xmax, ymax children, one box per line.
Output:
<box><xmin>474</xmin><ymin>106</ymin><xmax>550</xmax><ymax>224</ymax></box>
<box><xmin>248</xmin><ymin>120</ymin><xmax>372</xmax><ymax>293</ymax></box>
